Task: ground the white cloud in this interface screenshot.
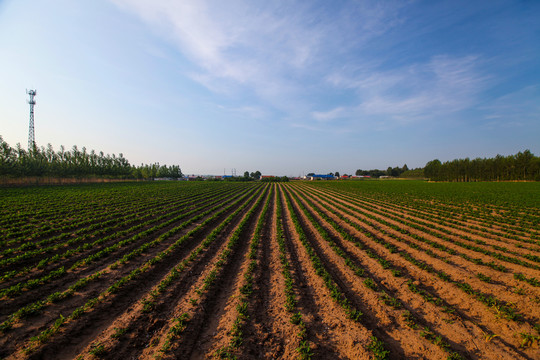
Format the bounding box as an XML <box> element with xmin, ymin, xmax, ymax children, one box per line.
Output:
<box><xmin>111</xmin><ymin>1</ymin><xmax>494</xmax><ymax>134</ymax></box>
<box><xmin>111</xmin><ymin>1</ymin><xmax>320</xmax><ymax>87</ymax></box>
<box><xmin>290</xmin><ymin>122</ymin><xmax>326</xmax><ymax>132</ymax></box>
<box><xmin>323</xmin><ymin>55</ymin><xmax>489</xmax><ymax>125</ymax></box>
<box><xmin>216</xmin><ymin>104</ymin><xmax>267</xmax><ymax>120</ymax></box>
<box><xmin>312</xmin><ymin>107</ymin><xmax>348</xmax><ymax>122</ymax></box>
<box><xmin>110</xmin><ymin>0</ymin><xmax>403</xmax><ymax>112</ymax></box>
<box><xmin>480</xmin><ymin>85</ymin><xmax>540</xmax><ymax>128</ymax></box>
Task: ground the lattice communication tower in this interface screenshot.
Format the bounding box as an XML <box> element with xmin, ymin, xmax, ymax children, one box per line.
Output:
<box><xmin>27</xmin><ymin>89</ymin><xmax>37</xmax><ymax>150</ymax></box>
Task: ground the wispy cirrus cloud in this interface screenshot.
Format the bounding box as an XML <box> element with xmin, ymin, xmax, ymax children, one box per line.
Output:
<box><xmin>321</xmin><ymin>55</ymin><xmax>490</xmax><ymax>127</ymax></box>
<box><xmin>312</xmin><ymin>107</ymin><xmax>348</xmax><ymax>122</ymax></box>
<box><xmin>479</xmin><ymin>85</ymin><xmax>540</xmax><ymax>129</ymax></box>
<box><xmin>111</xmin><ymin>1</ymin><xmax>323</xmax><ymax>93</ymax></box>
<box><xmin>110</xmin><ymin>0</ymin><xmax>404</xmax><ymax>111</ymax></box>
<box><xmin>215</xmin><ymin>104</ymin><xmax>268</xmax><ymax>120</ymax></box>
<box><xmin>111</xmin><ymin>1</ymin><xmax>494</xmax><ymax>134</ymax></box>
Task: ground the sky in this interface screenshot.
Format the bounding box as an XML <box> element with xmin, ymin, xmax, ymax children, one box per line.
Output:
<box><xmin>0</xmin><ymin>0</ymin><xmax>539</xmax><ymax>176</ymax></box>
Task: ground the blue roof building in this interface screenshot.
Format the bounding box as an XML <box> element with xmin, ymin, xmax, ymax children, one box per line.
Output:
<box><xmin>306</xmin><ymin>174</ymin><xmax>335</xmax><ymax>180</ymax></box>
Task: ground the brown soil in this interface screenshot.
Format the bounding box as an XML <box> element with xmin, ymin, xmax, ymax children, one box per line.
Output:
<box><xmin>2</xmin><ymin>182</ymin><xmax>539</xmax><ymax>360</ymax></box>
<box><xmin>2</xmin><ymin>186</ymin><xmax>261</xmax><ymax>359</ymax></box>
<box><xmin>290</xmin><ymin>184</ymin><xmax>533</xmax><ymax>359</ymax></box>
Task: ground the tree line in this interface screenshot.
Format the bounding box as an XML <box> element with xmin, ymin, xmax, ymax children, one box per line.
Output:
<box><xmin>220</xmin><ymin>172</ymin><xmax>289</xmax><ymax>182</ymax></box>
<box><xmin>0</xmin><ymin>136</ymin><xmax>182</xmax><ymax>180</ymax></box>
<box><xmin>355</xmin><ymin>164</ymin><xmax>410</xmax><ymax>178</ymax></box>
<box><xmin>260</xmin><ymin>176</ymin><xmax>289</xmax><ymax>182</ymax></box>
<box><xmin>424</xmin><ymin>150</ymin><xmax>540</xmax><ymax>182</ymax></box>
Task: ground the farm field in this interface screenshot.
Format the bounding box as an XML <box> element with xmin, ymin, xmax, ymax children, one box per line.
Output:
<box><xmin>0</xmin><ymin>180</ymin><xmax>539</xmax><ymax>359</ymax></box>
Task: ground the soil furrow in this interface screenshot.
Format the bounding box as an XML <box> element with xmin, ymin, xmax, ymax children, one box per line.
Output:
<box><xmin>148</xmin><ymin>187</ymin><xmax>268</xmax><ymax>360</ymax></box>
<box><xmin>240</xmin><ymin>185</ymin><xmax>298</xmax><ymax>359</ymax></box>
<box><xmin>283</xmin><ymin>185</ymin><xmax>450</xmax><ymax>359</ymax></box>
<box><xmin>278</xmin><ymin>185</ymin><xmax>376</xmax><ymax>359</ymax></box>
<box><xmin>294</xmin><ymin>184</ymin><xmax>533</xmax><ymax>359</ymax></box>
<box><xmin>75</xmin><ymin>188</ymin><xmax>267</xmax><ymax>360</ymax></box>
<box><xmin>4</xmin><ymin>186</ymin><xmax>262</xmax><ymax>360</ymax></box>
<box><xmin>299</xmin><ymin>185</ymin><xmax>539</xmax><ymax>356</ymax></box>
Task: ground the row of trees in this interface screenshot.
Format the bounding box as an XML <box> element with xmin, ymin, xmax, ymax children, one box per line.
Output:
<box><xmin>243</xmin><ymin>171</ymin><xmax>262</xmax><ymax>180</ymax></box>
<box><xmin>260</xmin><ymin>176</ymin><xmax>289</xmax><ymax>182</ymax></box>
<box><xmin>355</xmin><ymin>164</ymin><xmax>410</xmax><ymax>178</ymax></box>
<box><xmin>132</xmin><ymin>164</ymin><xmax>183</xmax><ymax>180</ymax></box>
<box><xmin>424</xmin><ymin>150</ymin><xmax>540</xmax><ymax>181</ymax></box>
<box><xmin>213</xmin><ymin>171</ymin><xmax>263</xmax><ymax>182</ymax></box>
<box><xmin>0</xmin><ymin>137</ymin><xmax>182</xmax><ymax>180</ymax></box>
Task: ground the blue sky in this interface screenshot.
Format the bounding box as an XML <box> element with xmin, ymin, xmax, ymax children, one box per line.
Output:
<box><xmin>1</xmin><ymin>0</ymin><xmax>539</xmax><ymax>176</ymax></box>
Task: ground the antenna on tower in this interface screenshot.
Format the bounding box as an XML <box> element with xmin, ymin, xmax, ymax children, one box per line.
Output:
<box><xmin>27</xmin><ymin>89</ymin><xmax>37</xmax><ymax>151</ymax></box>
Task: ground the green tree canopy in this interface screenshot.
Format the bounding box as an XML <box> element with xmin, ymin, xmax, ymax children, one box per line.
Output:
<box><xmin>0</xmin><ymin>136</ymin><xmax>182</xmax><ymax>180</ymax></box>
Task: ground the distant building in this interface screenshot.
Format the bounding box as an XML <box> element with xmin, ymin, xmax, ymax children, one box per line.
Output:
<box><xmin>305</xmin><ymin>174</ymin><xmax>335</xmax><ymax>181</ymax></box>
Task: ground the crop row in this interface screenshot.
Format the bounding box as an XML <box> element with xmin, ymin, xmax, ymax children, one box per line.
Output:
<box><xmin>296</xmin><ymin>183</ymin><xmax>540</xmax><ymax>353</ymax></box>
<box><xmin>0</xmin><ymin>184</ymin><xmax>246</xmax><ymax>300</ymax></box>
<box><xmin>286</xmin><ymin>185</ymin><xmax>467</xmax><ymax>358</ymax></box>
<box><xmin>13</xmin><ymin>184</ymin><xmax>264</xmax><ymax>357</ymax></box>
<box><xmin>0</xmin><ymin>184</ymin><xmax>259</xmax><ymax>337</ymax></box>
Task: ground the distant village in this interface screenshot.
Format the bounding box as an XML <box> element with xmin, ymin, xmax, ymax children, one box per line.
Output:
<box><xmin>167</xmin><ymin>174</ymin><xmax>373</xmax><ymax>181</ymax></box>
